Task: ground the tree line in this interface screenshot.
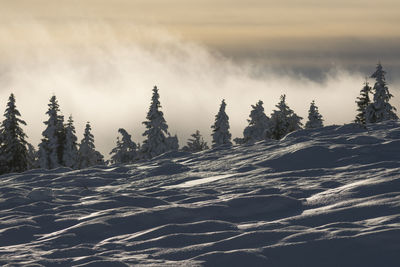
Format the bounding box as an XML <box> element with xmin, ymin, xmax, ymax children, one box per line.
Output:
<box><xmin>0</xmin><ymin>63</ymin><xmax>397</xmax><ymax>175</ymax></box>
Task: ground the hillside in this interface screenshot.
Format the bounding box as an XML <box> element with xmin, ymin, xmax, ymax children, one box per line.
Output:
<box><xmin>1</xmin><ymin>121</ymin><xmax>400</xmax><ymax>266</ymax></box>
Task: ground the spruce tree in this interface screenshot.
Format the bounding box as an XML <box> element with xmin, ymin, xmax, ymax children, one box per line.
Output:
<box><xmin>183</xmin><ymin>130</ymin><xmax>209</xmax><ymax>152</ymax></box>
<box><xmin>211</xmin><ymin>99</ymin><xmax>232</xmax><ymax>148</ymax></box>
<box><xmin>27</xmin><ymin>143</ymin><xmax>39</xmax><ymax>170</ymax></box>
<box><xmin>366</xmin><ymin>63</ymin><xmax>398</xmax><ymax>123</ymax></box>
<box><xmin>78</xmin><ymin>122</ymin><xmax>104</xmax><ymax>168</ymax></box>
<box><xmin>305</xmin><ymin>100</ymin><xmax>324</xmax><ymax>129</ymax></box>
<box><xmin>38</xmin><ymin>95</ymin><xmax>64</xmax><ymax>169</ymax></box>
<box><xmin>166</xmin><ymin>134</ymin><xmax>179</xmax><ymax>151</ymax></box>
<box><xmin>62</xmin><ymin>115</ymin><xmax>79</xmax><ymax>168</ymax></box>
<box><xmin>269</xmin><ymin>95</ymin><xmax>303</xmax><ymax>140</ymax></box>
<box><xmin>56</xmin><ymin>115</ymin><xmax>66</xmax><ymax>165</ymax></box>
<box><xmin>110</xmin><ymin>128</ymin><xmax>137</xmax><ymax>164</ymax></box>
<box><xmin>0</xmin><ymin>94</ymin><xmax>29</xmax><ymax>174</ymax></box>
<box><xmin>355</xmin><ymin>80</ymin><xmax>372</xmax><ymax>125</ymax></box>
<box><xmin>141</xmin><ymin>86</ymin><xmax>172</xmax><ymax>158</ymax></box>
<box><xmin>242</xmin><ymin>100</ymin><xmax>270</xmax><ymax>143</ymax></box>
<box><xmin>110</xmin><ymin>136</ymin><xmax>122</xmax><ymax>164</ymax></box>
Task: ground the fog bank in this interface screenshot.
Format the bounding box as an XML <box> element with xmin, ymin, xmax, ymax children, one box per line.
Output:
<box><xmin>0</xmin><ymin>22</ymin><xmax>398</xmax><ymax>157</ymax></box>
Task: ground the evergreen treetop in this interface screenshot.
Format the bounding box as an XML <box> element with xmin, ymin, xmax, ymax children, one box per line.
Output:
<box><xmin>110</xmin><ymin>128</ymin><xmax>137</xmax><ymax>164</ymax></box>
<box><xmin>80</xmin><ymin>122</ymin><xmax>95</xmax><ymax>151</ymax></box>
<box><xmin>355</xmin><ymin>79</ymin><xmax>372</xmax><ymax>125</ymax></box>
<box><xmin>269</xmin><ymin>95</ymin><xmax>303</xmax><ymax>140</ymax></box>
<box><xmin>183</xmin><ymin>130</ymin><xmax>209</xmax><ymax>152</ymax></box>
<box><xmin>78</xmin><ymin>122</ymin><xmax>104</xmax><ymax>168</ymax></box>
<box><xmin>211</xmin><ymin>99</ymin><xmax>232</xmax><ymax>148</ymax></box>
<box><xmin>305</xmin><ymin>100</ymin><xmax>324</xmax><ymax>129</ymax></box>
<box><xmin>141</xmin><ymin>86</ymin><xmax>173</xmax><ymax>158</ymax></box>
<box><xmin>366</xmin><ymin>63</ymin><xmax>398</xmax><ymax>123</ymax></box>
<box><xmin>0</xmin><ymin>93</ymin><xmax>29</xmax><ymax>174</ymax></box>
<box><xmin>38</xmin><ymin>95</ymin><xmax>65</xmax><ymax>169</ymax></box>
<box><xmin>242</xmin><ymin>100</ymin><xmax>270</xmax><ymax>143</ymax></box>
<box><xmin>62</xmin><ymin>115</ymin><xmax>79</xmax><ymax>168</ymax></box>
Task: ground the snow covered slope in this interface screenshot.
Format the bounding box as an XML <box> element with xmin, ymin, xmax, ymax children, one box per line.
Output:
<box><xmin>1</xmin><ymin>121</ymin><xmax>400</xmax><ymax>266</ymax></box>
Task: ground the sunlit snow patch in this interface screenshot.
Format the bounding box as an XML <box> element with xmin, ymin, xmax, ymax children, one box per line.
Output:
<box><xmin>165</xmin><ymin>174</ymin><xmax>235</xmax><ymax>188</ymax></box>
<box><xmin>305</xmin><ymin>177</ymin><xmax>384</xmax><ymax>208</ymax></box>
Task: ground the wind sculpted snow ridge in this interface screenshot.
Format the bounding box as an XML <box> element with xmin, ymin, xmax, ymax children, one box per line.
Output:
<box><xmin>0</xmin><ymin>121</ymin><xmax>400</xmax><ymax>266</ymax></box>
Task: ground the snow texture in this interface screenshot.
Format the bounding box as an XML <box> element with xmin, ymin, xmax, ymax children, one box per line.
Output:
<box><xmin>1</xmin><ymin>121</ymin><xmax>400</xmax><ymax>266</ymax></box>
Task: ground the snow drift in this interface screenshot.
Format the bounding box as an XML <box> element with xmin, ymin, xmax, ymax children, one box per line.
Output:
<box><xmin>0</xmin><ymin>121</ymin><xmax>400</xmax><ymax>266</ymax></box>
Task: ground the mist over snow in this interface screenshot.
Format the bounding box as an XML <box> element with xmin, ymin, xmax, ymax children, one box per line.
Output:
<box><xmin>0</xmin><ymin>21</ymin><xmax>399</xmax><ymax>157</ymax></box>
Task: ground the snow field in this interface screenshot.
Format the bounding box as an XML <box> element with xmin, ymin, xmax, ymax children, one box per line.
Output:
<box><xmin>0</xmin><ymin>121</ymin><xmax>399</xmax><ymax>266</ymax></box>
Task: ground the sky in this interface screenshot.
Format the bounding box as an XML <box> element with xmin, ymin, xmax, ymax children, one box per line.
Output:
<box><xmin>1</xmin><ymin>0</ymin><xmax>399</xmax><ymax>156</ymax></box>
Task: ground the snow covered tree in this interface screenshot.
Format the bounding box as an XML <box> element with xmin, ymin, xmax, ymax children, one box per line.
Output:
<box><xmin>166</xmin><ymin>134</ymin><xmax>179</xmax><ymax>151</ymax></box>
<box><xmin>241</xmin><ymin>100</ymin><xmax>270</xmax><ymax>143</ymax></box>
<box><xmin>56</xmin><ymin>116</ymin><xmax>66</xmax><ymax>165</ymax></box>
<box><xmin>366</xmin><ymin>63</ymin><xmax>398</xmax><ymax>123</ymax></box>
<box><xmin>305</xmin><ymin>100</ymin><xmax>324</xmax><ymax>129</ymax></box>
<box><xmin>27</xmin><ymin>143</ymin><xmax>39</xmax><ymax>170</ymax></box>
<box><xmin>269</xmin><ymin>95</ymin><xmax>303</xmax><ymax>140</ymax></box>
<box><xmin>38</xmin><ymin>95</ymin><xmax>65</xmax><ymax>169</ymax></box>
<box><xmin>355</xmin><ymin>80</ymin><xmax>372</xmax><ymax>125</ymax></box>
<box><xmin>110</xmin><ymin>136</ymin><xmax>122</xmax><ymax>164</ymax></box>
<box><xmin>94</xmin><ymin>151</ymin><xmax>105</xmax><ymax>166</ymax></box>
<box><xmin>141</xmin><ymin>86</ymin><xmax>174</xmax><ymax>159</ymax></box>
<box><xmin>62</xmin><ymin>115</ymin><xmax>79</xmax><ymax>168</ymax></box>
<box><xmin>183</xmin><ymin>130</ymin><xmax>209</xmax><ymax>152</ymax></box>
<box><xmin>0</xmin><ymin>94</ymin><xmax>29</xmax><ymax>174</ymax></box>
<box><xmin>78</xmin><ymin>122</ymin><xmax>104</xmax><ymax>168</ymax></box>
<box><xmin>211</xmin><ymin>99</ymin><xmax>232</xmax><ymax>148</ymax></box>
<box><xmin>110</xmin><ymin>128</ymin><xmax>137</xmax><ymax>164</ymax></box>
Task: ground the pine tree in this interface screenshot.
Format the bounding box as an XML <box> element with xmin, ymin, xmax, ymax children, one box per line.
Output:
<box><xmin>94</xmin><ymin>151</ymin><xmax>105</xmax><ymax>166</ymax></box>
<box><xmin>269</xmin><ymin>95</ymin><xmax>303</xmax><ymax>140</ymax></box>
<box><xmin>355</xmin><ymin>80</ymin><xmax>372</xmax><ymax>125</ymax></box>
<box><xmin>110</xmin><ymin>136</ymin><xmax>122</xmax><ymax>164</ymax></box>
<box><xmin>0</xmin><ymin>131</ymin><xmax>3</xmax><ymax>172</ymax></box>
<box><xmin>242</xmin><ymin>100</ymin><xmax>270</xmax><ymax>143</ymax></box>
<box><xmin>166</xmin><ymin>134</ymin><xmax>179</xmax><ymax>151</ymax></box>
<box><xmin>183</xmin><ymin>130</ymin><xmax>209</xmax><ymax>152</ymax></box>
<box><xmin>110</xmin><ymin>128</ymin><xmax>137</xmax><ymax>164</ymax></box>
<box><xmin>211</xmin><ymin>99</ymin><xmax>232</xmax><ymax>148</ymax></box>
<box><xmin>62</xmin><ymin>115</ymin><xmax>79</xmax><ymax>168</ymax></box>
<box><xmin>27</xmin><ymin>143</ymin><xmax>39</xmax><ymax>170</ymax></box>
<box><xmin>366</xmin><ymin>63</ymin><xmax>398</xmax><ymax>123</ymax></box>
<box><xmin>56</xmin><ymin>115</ymin><xmax>66</xmax><ymax>165</ymax></box>
<box><xmin>0</xmin><ymin>94</ymin><xmax>29</xmax><ymax>174</ymax></box>
<box><xmin>305</xmin><ymin>100</ymin><xmax>324</xmax><ymax>129</ymax></box>
<box><xmin>38</xmin><ymin>95</ymin><xmax>65</xmax><ymax>169</ymax></box>
<box><xmin>78</xmin><ymin>122</ymin><xmax>104</xmax><ymax>168</ymax></box>
<box><xmin>141</xmin><ymin>86</ymin><xmax>172</xmax><ymax>158</ymax></box>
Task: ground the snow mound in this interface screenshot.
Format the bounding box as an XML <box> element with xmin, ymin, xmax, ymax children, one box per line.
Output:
<box><xmin>0</xmin><ymin>121</ymin><xmax>400</xmax><ymax>266</ymax></box>
<box><xmin>27</xmin><ymin>188</ymin><xmax>53</xmax><ymax>201</ymax></box>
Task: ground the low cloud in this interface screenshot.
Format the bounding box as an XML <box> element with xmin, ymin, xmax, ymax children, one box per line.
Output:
<box><xmin>0</xmin><ymin>21</ymin><xmax>398</xmax><ymax>157</ymax></box>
